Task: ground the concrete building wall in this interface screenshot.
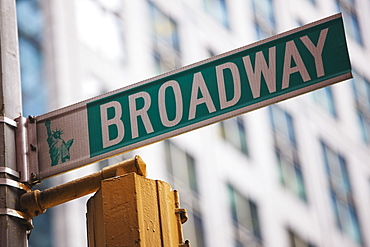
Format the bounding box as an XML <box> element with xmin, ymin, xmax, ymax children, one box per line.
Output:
<box><xmin>19</xmin><ymin>0</ymin><xmax>370</xmax><ymax>246</ymax></box>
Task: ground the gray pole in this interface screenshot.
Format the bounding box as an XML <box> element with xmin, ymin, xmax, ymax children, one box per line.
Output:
<box><xmin>0</xmin><ymin>0</ymin><xmax>29</xmax><ymax>246</ymax></box>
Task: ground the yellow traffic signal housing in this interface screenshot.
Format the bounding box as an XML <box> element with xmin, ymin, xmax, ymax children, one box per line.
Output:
<box><xmin>86</xmin><ymin>172</ymin><xmax>190</xmax><ymax>247</ymax></box>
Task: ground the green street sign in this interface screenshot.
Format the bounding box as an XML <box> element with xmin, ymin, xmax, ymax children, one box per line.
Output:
<box><xmin>33</xmin><ymin>13</ymin><xmax>351</xmax><ymax>180</ymax></box>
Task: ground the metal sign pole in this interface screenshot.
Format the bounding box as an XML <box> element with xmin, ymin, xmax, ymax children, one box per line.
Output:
<box><xmin>0</xmin><ymin>1</ymin><xmax>29</xmax><ymax>246</ymax></box>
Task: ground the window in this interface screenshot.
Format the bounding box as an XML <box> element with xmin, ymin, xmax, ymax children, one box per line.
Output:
<box><xmin>288</xmin><ymin>229</ymin><xmax>316</xmax><ymax>247</ymax></box>
<box><xmin>203</xmin><ymin>0</ymin><xmax>229</xmax><ymax>28</ymax></box>
<box><xmin>149</xmin><ymin>2</ymin><xmax>181</xmax><ymax>73</ymax></box>
<box><xmin>228</xmin><ymin>185</ymin><xmax>263</xmax><ymax>246</ymax></box>
<box><xmin>357</xmin><ymin>113</ymin><xmax>370</xmax><ymax>145</ymax></box>
<box><xmin>17</xmin><ymin>0</ymin><xmax>47</xmax><ymax>117</ymax></box>
<box><xmin>17</xmin><ymin>1</ymin><xmax>53</xmax><ymax>245</ymax></box>
<box><xmin>269</xmin><ymin>105</ymin><xmax>306</xmax><ymax>201</ymax></box>
<box><xmin>321</xmin><ymin>141</ymin><xmax>363</xmax><ymax>245</ymax></box>
<box><xmin>352</xmin><ymin>71</ymin><xmax>370</xmax><ymax>145</ymax></box>
<box><xmin>165</xmin><ymin>140</ymin><xmax>198</xmax><ymax>193</ymax></box>
<box><xmin>184</xmin><ymin>213</ymin><xmax>206</xmax><ymax>247</ymax></box>
<box><xmin>164</xmin><ymin>140</ymin><xmax>206</xmax><ymax>246</ymax></box>
<box><xmin>251</xmin><ymin>0</ymin><xmax>276</xmax><ymax>39</ymax></box>
<box><xmin>352</xmin><ymin>72</ymin><xmax>370</xmax><ymax>112</ymax></box>
<box><xmin>335</xmin><ymin>0</ymin><xmax>363</xmax><ymax>45</ymax></box>
<box><xmin>220</xmin><ymin>117</ymin><xmax>249</xmax><ymax>155</ymax></box>
<box><xmin>312</xmin><ymin>87</ymin><xmax>337</xmax><ymax>117</ymax></box>
<box><xmin>75</xmin><ymin>0</ymin><xmax>125</xmax><ymax>63</ymax></box>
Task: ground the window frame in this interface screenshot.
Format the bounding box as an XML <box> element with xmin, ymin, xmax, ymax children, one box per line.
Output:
<box><xmin>269</xmin><ymin>105</ymin><xmax>307</xmax><ymax>201</ymax></box>
<box><xmin>320</xmin><ymin>140</ymin><xmax>363</xmax><ymax>245</ymax></box>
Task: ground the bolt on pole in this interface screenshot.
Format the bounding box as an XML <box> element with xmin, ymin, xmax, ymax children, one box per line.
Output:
<box><xmin>0</xmin><ymin>0</ymin><xmax>29</xmax><ymax>247</ymax></box>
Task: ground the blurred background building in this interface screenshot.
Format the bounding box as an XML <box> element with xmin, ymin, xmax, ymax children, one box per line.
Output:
<box><xmin>16</xmin><ymin>0</ymin><xmax>370</xmax><ymax>246</ymax></box>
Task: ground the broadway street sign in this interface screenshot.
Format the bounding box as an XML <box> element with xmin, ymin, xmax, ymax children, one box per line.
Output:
<box><xmin>32</xmin><ymin>13</ymin><xmax>351</xmax><ymax>180</ymax></box>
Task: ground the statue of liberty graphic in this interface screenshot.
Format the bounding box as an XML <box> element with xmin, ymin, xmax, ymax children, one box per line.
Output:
<box><xmin>45</xmin><ymin>120</ymin><xmax>74</xmax><ymax>166</ymax></box>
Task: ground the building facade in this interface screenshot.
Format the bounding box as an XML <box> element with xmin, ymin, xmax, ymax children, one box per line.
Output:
<box><xmin>17</xmin><ymin>0</ymin><xmax>370</xmax><ymax>246</ymax></box>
